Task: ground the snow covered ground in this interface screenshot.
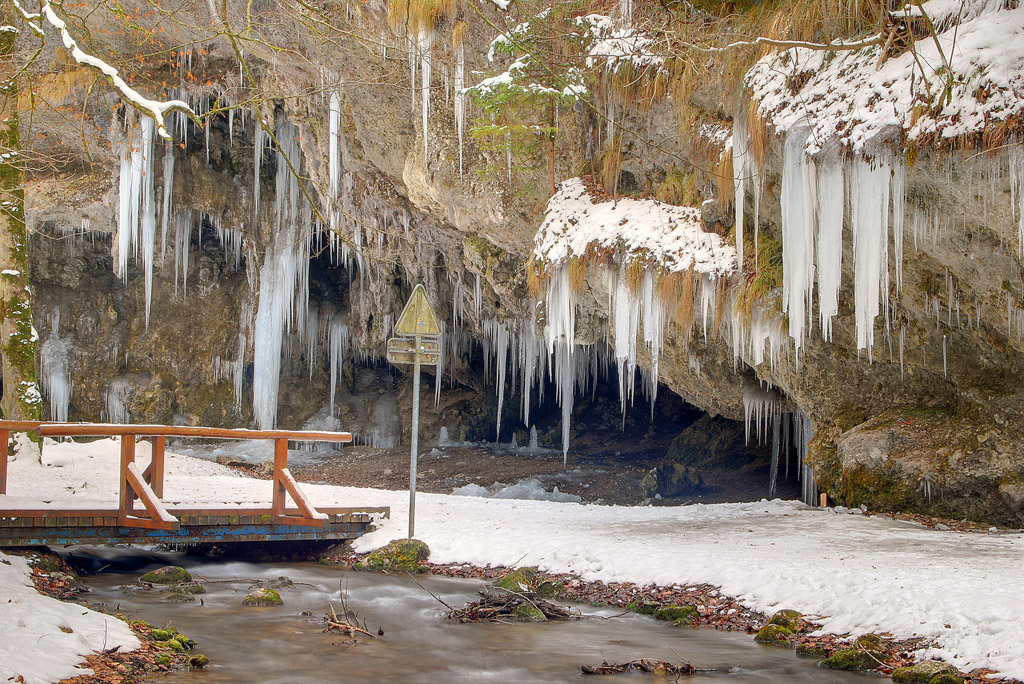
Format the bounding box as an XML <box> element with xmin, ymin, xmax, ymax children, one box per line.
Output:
<box><xmin>3</xmin><ymin>438</ymin><xmax>1024</xmax><ymax>681</ymax></box>
<box><xmin>0</xmin><ymin>552</ymin><xmax>139</xmax><ymax>684</ymax></box>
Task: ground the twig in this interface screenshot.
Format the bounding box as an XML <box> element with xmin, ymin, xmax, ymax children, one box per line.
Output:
<box><xmin>406</xmin><ymin>572</ymin><xmax>457</xmax><ymax>611</ymax></box>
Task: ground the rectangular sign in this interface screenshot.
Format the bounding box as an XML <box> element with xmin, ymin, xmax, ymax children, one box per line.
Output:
<box><xmin>386</xmin><ymin>337</ymin><xmax>440</xmax><ymax>366</ymax></box>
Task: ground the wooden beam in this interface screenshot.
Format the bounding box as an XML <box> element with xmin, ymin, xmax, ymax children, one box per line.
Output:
<box><xmin>0</xmin><ymin>428</ymin><xmax>7</xmax><ymax>495</ymax></box>
<box><xmin>37</xmin><ymin>423</ymin><xmax>353</xmax><ymax>443</ymax></box>
<box><xmin>0</xmin><ymin>420</ymin><xmax>45</xmax><ymax>431</ymax></box>
<box><xmin>123</xmin><ymin>462</ymin><xmax>178</xmax><ymax>531</ymax></box>
<box><xmin>277</xmin><ymin>468</ymin><xmax>327</xmax><ymax>526</ymax></box>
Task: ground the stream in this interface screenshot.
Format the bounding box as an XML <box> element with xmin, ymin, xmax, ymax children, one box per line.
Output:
<box><xmin>67</xmin><ymin>547</ymin><xmax>870</xmax><ymax>684</ymax></box>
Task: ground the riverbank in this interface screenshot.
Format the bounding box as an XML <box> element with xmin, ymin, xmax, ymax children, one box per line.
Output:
<box><xmin>3</xmin><ymin>437</ymin><xmax>1024</xmax><ymax>681</ymax></box>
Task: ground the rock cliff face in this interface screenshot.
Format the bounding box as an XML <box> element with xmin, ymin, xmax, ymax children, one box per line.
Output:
<box><xmin>17</xmin><ymin>0</ymin><xmax>1024</xmax><ymax>523</ymax></box>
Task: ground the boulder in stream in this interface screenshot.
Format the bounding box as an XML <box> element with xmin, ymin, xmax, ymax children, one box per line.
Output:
<box><xmin>354</xmin><ymin>539</ymin><xmax>430</xmax><ymax>573</ymax></box>
<box><xmin>243</xmin><ymin>587</ymin><xmax>284</xmax><ymax>606</ymax></box>
<box><xmin>139</xmin><ymin>566</ymin><xmax>192</xmax><ymax>584</ymax></box>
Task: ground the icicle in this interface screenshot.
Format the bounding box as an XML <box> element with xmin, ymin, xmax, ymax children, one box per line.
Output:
<box><xmin>816</xmin><ymin>161</ymin><xmax>843</xmax><ymax>341</ymax></box>
<box><xmin>891</xmin><ymin>160</ymin><xmax>906</xmax><ymax>291</ymax></box>
<box><xmin>329</xmin><ymin>316</ymin><xmax>349</xmax><ymax>415</ymax></box>
<box><xmin>252</xmin><ymin>121</ymin><xmax>311</xmax><ymax>430</ymax></box>
<box><xmin>329</xmin><ymin>92</ymin><xmax>342</xmax><ymax>238</ymax></box>
<box><xmin>943</xmin><ymin>334</ymin><xmax>948</xmax><ymax>378</ymax></box>
<box><xmin>485</xmin><ymin>318</ymin><xmax>510</xmax><ymax>440</ymax></box>
<box><xmin>160</xmin><ymin>143</ymin><xmax>174</xmax><ymax>266</ymax></box>
<box><xmin>253</xmin><ymin>121</ymin><xmax>264</xmax><ymax>216</ymax></box>
<box><xmin>899</xmin><ymin>324</ymin><xmax>906</xmax><ymax>381</ymax></box>
<box><xmin>419</xmin><ymin>29</ymin><xmax>433</xmax><ymax>161</ymax></box>
<box><xmin>769</xmin><ymin>413</ymin><xmax>780</xmax><ymax>499</ymax></box>
<box><xmin>780</xmin><ymin>127</ymin><xmax>816</xmax><ymax>359</ymax></box>
<box><xmin>732</xmin><ymin>114</ymin><xmax>755</xmax><ymax>269</ymax></box>
<box><xmin>850</xmin><ymin>157</ymin><xmax>891</xmax><ymax>360</ymax></box>
<box><xmin>105</xmin><ymin>380</ymin><xmax>132</xmax><ymax>424</ymax></box>
<box><xmin>39</xmin><ymin>311</ymin><xmax>71</xmax><ymax>422</ymax></box>
<box><xmin>742</xmin><ymin>380</ymin><xmax>779</xmax><ymax>445</ymax></box>
<box><xmin>454</xmin><ymin>42</ymin><xmax>466</xmax><ymax>179</ymax></box>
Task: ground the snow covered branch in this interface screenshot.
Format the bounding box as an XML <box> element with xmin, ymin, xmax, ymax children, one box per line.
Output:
<box><xmin>33</xmin><ymin>0</ymin><xmax>196</xmax><ymax>140</ymax></box>
<box><xmin>668</xmin><ymin>33</ymin><xmax>885</xmax><ymax>54</ymax></box>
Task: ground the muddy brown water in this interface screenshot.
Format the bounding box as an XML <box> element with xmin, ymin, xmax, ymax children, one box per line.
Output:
<box><xmin>71</xmin><ymin>548</ymin><xmax>868</xmax><ymax>684</ymax></box>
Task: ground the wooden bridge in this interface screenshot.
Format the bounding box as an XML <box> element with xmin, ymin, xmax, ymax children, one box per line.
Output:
<box><xmin>0</xmin><ymin>421</ymin><xmax>388</xmax><ymax>547</ymax></box>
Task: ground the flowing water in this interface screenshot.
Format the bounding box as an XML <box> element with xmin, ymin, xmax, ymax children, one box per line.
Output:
<box><xmin>69</xmin><ymin>548</ymin><xmax>868</xmax><ymax>684</ymax></box>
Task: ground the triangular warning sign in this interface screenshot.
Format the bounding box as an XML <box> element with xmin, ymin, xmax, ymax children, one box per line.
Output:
<box><xmin>394</xmin><ymin>284</ymin><xmax>441</xmax><ymax>337</ymax></box>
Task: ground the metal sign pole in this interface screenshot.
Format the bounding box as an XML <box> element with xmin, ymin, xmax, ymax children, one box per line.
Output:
<box><xmin>408</xmin><ymin>334</ymin><xmax>421</xmax><ymax>539</ymax></box>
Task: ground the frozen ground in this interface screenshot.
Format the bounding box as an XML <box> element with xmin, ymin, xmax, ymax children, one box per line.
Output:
<box><xmin>2</xmin><ymin>437</ymin><xmax>1023</xmax><ymax>682</ymax></box>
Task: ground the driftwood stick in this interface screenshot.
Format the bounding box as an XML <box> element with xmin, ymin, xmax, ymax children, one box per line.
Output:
<box><xmin>325</xmin><ymin>620</ymin><xmax>376</xmax><ymax>638</ymax></box>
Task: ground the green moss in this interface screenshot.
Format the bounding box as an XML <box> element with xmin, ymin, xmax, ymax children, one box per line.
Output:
<box><xmin>353</xmin><ymin>539</ymin><xmax>430</xmax><ymax>573</ymax></box>
<box><xmin>627</xmin><ymin>601</ymin><xmax>660</xmax><ymax>615</ymax></box>
<box><xmin>163</xmin><ymin>639</ymin><xmax>184</xmax><ymax>652</ymax></box>
<box><xmin>150</xmin><ymin>629</ymin><xmax>175</xmax><ymax>641</ymax></box>
<box><xmin>892</xmin><ymin>661</ymin><xmax>960</xmax><ymax>684</ymax></box>
<box><xmin>795</xmin><ymin>642</ymin><xmax>830</xmax><ymax>657</ymax></box>
<box><xmin>154</xmin><ymin>655</ymin><xmax>172</xmax><ymax>666</ymax></box>
<box><xmin>754</xmin><ymin>624</ymin><xmax>793</xmax><ymax>645</ymax></box>
<box><xmin>928</xmin><ymin>675</ymin><xmax>964</xmax><ymax>684</ymax></box>
<box><xmin>536</xmin><ymin>580</ymin><xmax>563</xmax><ymax>598</ymax></box>
<box><xmin>513</xmin><ymin>603</ymin><xmax>546</xmax><ymax>621</ymax></box>
<box><xmin>495</xmin><ymin>567</ymin><xmax>538</xmax><ymax>592</ymax></box>
<box><xmin>139</xmin><ymin>566</ymin><xmax>192</xmax><ymax>584</ymax></box>
<box><xmin>767</xmin><ymin>609</ymin><xmax>803</xmax><ymax>632</ymax></box>
<box><xmin>853</xmin><ymin>633</ymin><xmax>886</xmax><ymax>651</ymax></box>
<box><xmin>653</xmin><ymin>605</ymin><xmax>696</xmax><ymax>624</ymax></box>
<box><xmin>165</xmin><ymin>592</ymin><xmax>195</xmax><ymax>603</ymax></box>
<box><xmin>171</xmin><ymin>582</ymin><xmax>206</xmax><ymax>595</ymax></box>
<box><xmin>243</xmin><ymin>587</ymin><xmax>283</xmax><ymax>606</ymax></box>
<box><xmin>189</xmin><ymin>654</ymin><xmax>210</xmax><ymax>669</ymax></box>
<box><xmin>820</xmin><ymin>645</ymin><xmax>887</xmax><ymax>671</ymax></box>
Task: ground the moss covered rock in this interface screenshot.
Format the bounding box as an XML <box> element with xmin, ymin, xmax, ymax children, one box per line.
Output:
<box><xmin>171</xmin><ymin>582</ymin><xmax>206</xmax><ymax>595</ymax></box>
<box><xmin>754</xmin><ymin>624</ymin><xmax>794</xmax><ymax>645</ymax></box>
<box><xmin>189</xmin><ymin>654</ymin><xmax>210</xmax><ymax>669</ymax></box>
<box><xmin>795</xmin><ymin>642</ymin><xmax>830</xmax><ymax>657</ymax></box>
<box><xmin>243</xmin><ymin>587</ymin><xmax>283</xmax><ymax>606</ymax></box>
<box><xmin>627</xmin><ymin>602</ymin><xmax>660</xmax><ymax>615</ymax></box>
<box><xmin>353</xmin><ymin>539</ymin><xmax>430</xmax><ymax>573</ymax></box>
<box><xmin>653</xmin><ymin>605</ymin><xmax>697</xmax><ymax>625</ymax></box>
<box><xmin>853</xmin><ymin>633</ymin><xmax>886</xmax><ymax>651</ymax></box>
<box><xmin>767</xmin><ymin>609</ymin><xmax>803</xmax><ymax>632</ymax></box>
<box><xmin>494</xmin><ymin>567</ymin><xmax>538</xmax><ymax>592</ymax></box>
<box><xmin>513</xmin><ymin>603</ymin><xmax>546</xmax><ymax>621</ymax></box>
<box><xmin>163</xmin><ymin>639</ymin><xmax>184</xmax><ymax>652</ymax></box>
<box><xmin>891</xmin><ymin>660</ymin><xmax>960</xmax><ymax>684</ymax></box>
<box><xmin>928</xmin><ymin>675</ymin><xmax>964</xmax><ymax>684</ymax></box>
<box><xmin>150</xmin><ymin>629</ymin><xmax>175</xmax><ymax>641</ymax></box>
<box><xmin>165</xmin><ymin>592</ymin><xmax>196</xmax><ymax>603</ymax></box>
<box><xmin>819</xmin><ymin>643</ymin><xmax>884</xmax><ymax>671</ymax></box>
<box><xmin>139</xmin><ymin>566</ymin><xmax>192</xmax><ymax>584</ymax></box>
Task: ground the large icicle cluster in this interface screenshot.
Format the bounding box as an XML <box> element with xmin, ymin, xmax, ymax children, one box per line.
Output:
<box><xmin>530</xmin><ymin>178</ymin><xmax>737</xmax><ymax>456</ymax></box>
<box><xmin>252</xmin><ymin>122</ymin><xmax>312</xmax><ymax>430</ymax></box>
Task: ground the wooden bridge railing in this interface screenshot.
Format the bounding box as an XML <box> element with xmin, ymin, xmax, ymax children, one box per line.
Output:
<box><xmin>0</xmin><ymin>421</ymin><xmax>352</xmax><ymax>531</ymax></box>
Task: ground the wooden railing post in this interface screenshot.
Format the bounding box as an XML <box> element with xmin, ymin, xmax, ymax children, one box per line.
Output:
<box><xmin>119</xmin><ymin>435</ymin><xmax>137</xmax><ymax>523</ymax></box>
<box><xmin>0</xmin><ymin>428</ymin><xmax>9</xmax><ymax>495</ymax></box>
<box><xmin>271</xmin><ymin>438</ymin><xmax>287</xmax><ymax>519</ymax></box>
<box><xmin>145</xmin><ymin>436</ymin><xmax>166</xmax><ymax>498</ymax></box>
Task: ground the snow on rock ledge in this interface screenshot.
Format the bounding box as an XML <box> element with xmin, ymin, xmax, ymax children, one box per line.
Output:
<box><xmin>746</xmin><ymin>0</ymin><xmax>1024</xmax><ymax>154</ymax></box>
<box><xmin>533</xmin><ymin>178</ymin><xmax>737</xmax><ymax>276</ymax></box>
